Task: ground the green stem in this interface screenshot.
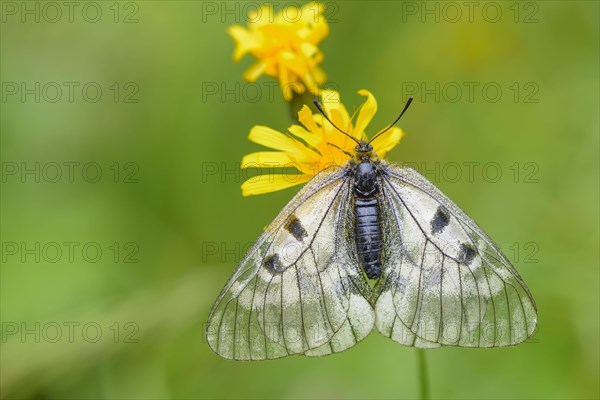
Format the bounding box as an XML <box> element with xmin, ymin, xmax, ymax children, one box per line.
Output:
<box><xmin>417</xmin><ymin>349</ymin><xmax>430</xmax><ymax>400</ymax></box>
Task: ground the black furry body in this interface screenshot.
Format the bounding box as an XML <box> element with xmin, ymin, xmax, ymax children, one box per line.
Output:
<box><xmin>352</xmin><ymin>161</ymin><xmax>382</xmax><ymax>279</ymax></box>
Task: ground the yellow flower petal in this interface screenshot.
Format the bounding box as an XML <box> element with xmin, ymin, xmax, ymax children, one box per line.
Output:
<box><xmin>300</xmin><ymin>2</ymin><xmax>324</xmax><ymax>23</ymax></box>
<box><xmin>298</xmin><ymin>105</ymin><xmax>320</xmax><ymax>132</ymax></box>
<box><xmin>241</xmin><ymin>173</ymin><xmax>311</xmax><ymax>196</ymax></box>
<box><xmin>278</xmin><ymin>65</ymin><xmax>299</xmax><ymax>100</ymax></box>
<box><xmin>251</xmin><ymin>5</ymin><xmax>276</xmax><ymax>26</ymax></box>
<box><xmin>373</xmin><ymin>128</ymin><xmax>405</xmax><ymax>159</ymax></box>
<box><xmin>354</xmin><ymin>89</ymin><xmax>378</xmax><ymax>139</ymax></box>
<box><xmin>305</xmin><ymin>66</ymin><xmax>326</xmax><ymax>89</ymax></box>
<box><xmin>299</xmin><ymin>42</ymin><xmax>319</xmax><ymax>59</ymax></box>
<box><xmin>227</xmin><ymin>25</ymin><xmax>257</xmax><ymax>62</ymax></box>
<box><xmin>243</xmin><ymin>61</ymin><xmax>268</xmax><ymax>82</ymax></box>
<box><xmin>241</xmin><ymin>152</ymin><xmax>293</xmax><ymax>169</ymax></box>
<box><xmin>320</xmin><ymin>89</ymin><xmax>339</xmax><ymax>114</ymax></box>
<box><xmin>288</xmin><ymin>124</ymin><xmax>322</xmax><ymax>150</ymax></box>
<box><xmin>248</xmin><ymin>126</ymin><xmax>313</xmax><ymax>156</ymax></box>
<box><xmin>302</xmin><ymin>3</ymin><xmax>329</xmax><ymax>40</ymax></box>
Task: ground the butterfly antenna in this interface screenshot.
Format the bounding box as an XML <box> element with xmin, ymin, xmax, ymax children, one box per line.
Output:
<box><xmin>327</xmin><ymin>142</ymin><xmax>353</xmax><ymax>158</ymax></box>
<box><xmin>368</xmin><ymin>97</ymin><xmax>414</xmax><ymax>145</ymax></box>
<box><xmin>313</xmin><ymin>100</ymin><xmax>361</xmax><ymax>145</ymax></box>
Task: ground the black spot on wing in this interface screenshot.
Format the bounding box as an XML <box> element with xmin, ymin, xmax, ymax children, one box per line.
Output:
<box><xmin>285</xmin><ymin>214</ymin><xmax>308</xmax><ymax>242</ymax></box>
<box><xmin>264</xmin><ymin>254</ymin><xmax>283</xmax><ymax>274</ymax></box>
<box><xmin>431</xmin><ymin>206</ymin><xmax>450</xmax><ymax>234</ymax></box>
<box><xmin>458</xmin><ymin>243</ymin><xmax>477</xmax><ymax>264</ymax></box>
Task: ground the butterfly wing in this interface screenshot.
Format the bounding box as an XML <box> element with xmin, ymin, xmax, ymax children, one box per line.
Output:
<box><xmin>375</xmin><ymin>163</ymin><xmax>537</xmax><ymax>348</ymax></box>
<box><xmin>206</xmin><ymin>167</ymin><xmax>375</xmax><ymax>359</ymax></box>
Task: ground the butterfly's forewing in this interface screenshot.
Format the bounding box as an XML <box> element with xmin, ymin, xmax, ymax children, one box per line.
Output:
<box><xmin>206</xmin><ymin>167</ymin><xmax>374</xmax><ymax>360</ymax></box>
<box><xmin>375</xmin><ymin>164</ymin><xmax>537</xmax><ymax>348</ymax></box>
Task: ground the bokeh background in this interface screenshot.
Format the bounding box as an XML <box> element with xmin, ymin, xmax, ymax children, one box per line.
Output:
<box><xmin>1</xmin><ymin>1</ymin><xmax>598</xmax><ymax>399</ymax></box>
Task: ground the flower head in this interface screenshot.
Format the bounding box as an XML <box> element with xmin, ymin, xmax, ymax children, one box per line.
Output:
<box><xmin>227</xmin><ymin>2</ymin><xmax>328</xmax><ymax>100</ymax></box>
<box><xmin>241</xmin><ymin>90</ymin><xmax>406</xmax><ymax>196</ymax></box>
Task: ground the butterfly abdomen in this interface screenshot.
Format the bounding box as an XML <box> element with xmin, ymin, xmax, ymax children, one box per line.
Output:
<box><xmin>353</xmin><ymin>161</ymin><xmax>382</xmax><ymax>279</ymax></box>
<box><xmin>355</xmin><ymin>197</ymin><xmax>382</xmax><ymax>279</ymax></box>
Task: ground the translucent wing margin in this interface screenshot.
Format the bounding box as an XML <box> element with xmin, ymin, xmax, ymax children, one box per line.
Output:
<box><xmin>375</xmin><ymin>163</ymin><xmax>537</xmax><ymax>348</ymax></box>
<box><xmin>207</xmin><ymin>167</ymin><xmax>375</xmax><ymax>359</ymax></box>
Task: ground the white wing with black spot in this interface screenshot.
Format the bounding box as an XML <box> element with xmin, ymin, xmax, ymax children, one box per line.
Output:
<box><xmin>206</xmin><ymin>167</ymin><xmax>375</xmax><ymax>359</ymax></box>
<box><xmin>375</xmin><ymin>163</ymin><xmax>537</xmax><ymax>348</ymax></box>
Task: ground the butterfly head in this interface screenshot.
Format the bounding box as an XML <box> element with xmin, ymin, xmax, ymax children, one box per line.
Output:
<box><xmin>354</xmin><ymin>141</ymin><xmax>376</xmax><ymax>162</ymax></box>
<box><xmin>355</xmin><ymin>142</ymin><xmax>373</xmax><ymax>153</ymax></box>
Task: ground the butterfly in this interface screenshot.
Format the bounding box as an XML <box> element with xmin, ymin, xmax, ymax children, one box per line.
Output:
<box><xmin>206</xmin><ymin>98</ymin><xmax>537</xmax><ymax>359</ymax></box>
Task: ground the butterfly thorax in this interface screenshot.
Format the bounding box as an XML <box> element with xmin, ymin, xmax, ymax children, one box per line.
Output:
<box><xmin>350</xmin><ymin>141</ymin><xmax>380</xmax><ymax>195</ymax></box>
<box><xmin>354</xmin><ymin>162</ymin><xmax>378</xmax><ymax>197</ymax></box>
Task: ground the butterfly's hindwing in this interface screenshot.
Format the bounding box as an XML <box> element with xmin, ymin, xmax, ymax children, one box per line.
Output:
<box><xmin>206</xmin><ymin>167</ymin><xmax>375</xmax><ymax>360</ymax></box>
<box><xmin>374</xmin><ymin>163</ymin><xmax>538</xmax><ymax>348</ymax></box>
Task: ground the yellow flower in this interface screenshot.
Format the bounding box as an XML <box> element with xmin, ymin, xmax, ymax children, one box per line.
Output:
<box><xmin>241</xmin><ymin>89</ymin><xmax>406</xmax><ymax>196</ymax></box>
<box><xmin>227</xmin><ymin>2</ymin><xmax>328</xmax><ymax>101</ymax></box>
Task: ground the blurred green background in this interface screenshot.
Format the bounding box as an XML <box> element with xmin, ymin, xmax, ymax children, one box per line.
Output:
<box><xmin>1</xmin><ymin>1</ymin><xmax>598</xmax><ymax>399</ymax></box>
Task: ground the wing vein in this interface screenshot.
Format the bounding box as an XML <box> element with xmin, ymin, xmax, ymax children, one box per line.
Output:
<box><xmin>247</xmin><ymin>276</ymin><xmax>259</xmax><ymax>359</ymax></box>
<box><xmin>482</xmin><ymin>265</ymin><xmax>497</xmax><ymax>346</ymax></box>
<box><xmin>294</xmin><ymin>264</ymin><xmax>311</xmax><ymax>350</ymax></box>
<box><xmin>457</xmin><ymin>261</ymin><xmax>465</xmax><ymax>345</ymax></box>
<box><xmin>232</xmin><ymin>298</ymin><xmax>239</xmax><ymax>358</ymax></box>
<box><xmin>310</xmin><ymin>248</ymin><xmax>335</xmax><ymax>341</ymax></box>
<box><xmin>439</xmin><ymin>254</ymin><xmax>445</xmax><ymax>343</ymax></box>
